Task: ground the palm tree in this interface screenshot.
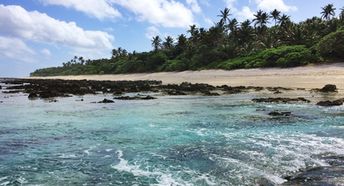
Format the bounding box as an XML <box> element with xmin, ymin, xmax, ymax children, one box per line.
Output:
<box><xmin>151</xmin><ymin>36</ymin><xmax>162</xmax><ymax>51</ymax></box>
<box><xmin>278</xmin><ymin>14</ymin><xmax>291</xmax><ymax>28</ymax></box>
<box><xmin>163</xmin><ymin>36</ymin><xmax>174</xmax><ymax>49</ymax></box>
<box><xmin>218</xmin><ymin>8</ymin><xmax>231</xmax><ymax>26</ymax></box>
<box><xmin>321</xmin><ymin>4</ymin><xmax>336</xmax><ymax>20</ymax></box>
<box><xmin>253</xmin><ymin>10</ymin><xmax>269</xmax><ymax>28</ymax></box>
<box><xmin>340</xmin><ymin>7</ymin><xmax>344</xmax><ymax>20</ymax></box>
<box><xmin>237</xmin><ymin>20</ymin><xmax>254</xmax><ymax>52</ymax></box>
<box><xmin>188</xmin><ymin>25</ymin><xmax>197</xmax><ymax>36</ymax></box>
<box><xmin>270</xmin><ymin>9</ymin><xmax>281</xmax><ymax>26</ymax></box>
<box><xmin>227</xmin><ymin>18</ymin><xmax>238</xmax><ymax>33</ymax></box>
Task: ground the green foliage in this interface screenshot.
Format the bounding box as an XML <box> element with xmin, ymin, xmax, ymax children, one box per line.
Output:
<box><xmin>216</xmin><ymin>45</ymin><xmax>319</xmax><ymax>70</ymax></box>
<box><xmin>317</xmin><ymin>30</ymin><xmax>344</xmax><ymax>59</ymax></box>
<box><xmin>30</xmin><ymin>4</ymin><xmax>342</xmax><ymax>77</ymax></box>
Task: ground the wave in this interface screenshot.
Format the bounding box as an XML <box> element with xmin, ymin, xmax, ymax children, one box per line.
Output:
<box><xmin>111</xmin><ymin>150</ymin><xmax>216</xmax><ymax>186</ymax></box>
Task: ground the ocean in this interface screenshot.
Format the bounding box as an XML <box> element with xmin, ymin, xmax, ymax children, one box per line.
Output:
<box><xmin>1</xmin><ymin>90</ymin><xmax>344</xmax><ymax>185</ymax></box>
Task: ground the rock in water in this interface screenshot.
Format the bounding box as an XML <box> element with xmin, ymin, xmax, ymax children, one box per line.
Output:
<box><xmin>317</xmin><ymin>99</ymin><xmax>344</xmax><ymax>107</ymax></box>
<box><xmin>28</xmin><ymin>93</ymin><xmax>38</xmax><ymax>99</ymax></box>
<box><xmin>320</xmin><ymin>84</ymin><xmax>337</xmax><ymax>92</ymax></box>
<box><xmin>98</xmin><ymin>99</ymin><xmax>115</xmax><ymax>103</ymax></box>
<box><xmin>252</xmin><ymin>97</ymin><xmax>311</xmax><ymax>104</ymax></box>
<box><xmin>268</xmin><ymin>111</ymin><xmax>292</xmax><ymax>117</ymax></box>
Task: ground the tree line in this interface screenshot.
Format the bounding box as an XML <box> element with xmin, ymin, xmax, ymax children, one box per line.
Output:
<box><xmin>31</xmin><ymin>4</ymin><xmax>344</xmax><ymax>76</ymax></box>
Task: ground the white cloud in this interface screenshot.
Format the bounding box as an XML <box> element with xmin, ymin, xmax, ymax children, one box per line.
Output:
<box><xmin>223</xmin><ymin>0</ymin><xmax>295</xmax><ymax>22</ymax></box>
<box><xmin>224</xmin><ymin>0</ymin><xmax>236</xmax><ymax>10</ymax></box>
<box><xmin>145</xmin><ymin>26</ymin><xmax>160</xmax><ymax>39</ymax></box>
<box><xmin>111</xmin><ymin>0</ymin><xmax>195</xmax><ymax>28</ymax></box>
<box><xmin>255</xmin><ymin>0</ymin><xmax>297</xmax><ymax>12</ymax></box>
<box><xmin>223</xmin><ymin>0</ymin><xmax>254</xmax><ymax>21</ymax></box>
<box><xmin>186</xmin><ymin>0</ymin><xmax>201</xmax><ymax>13</ymax></box>
<box><xmin>236</xmin><ymin>6</ymin><xmax>255</xmax><ymax>21</ymax></box>
<box><xmin>41</xmin><ymin>0</ymin><xmax>121</xmax><ymax>20</ymax></box>
<box><xmin>0</xmin><ymin>4</ymin><xmax>114</xmax><ymax>56</ymax></box>
<box><xmin>0</xmin><ymin>36</ymin><xmax>35</xmax><ymax>63</ymax></box>
<box><xmin>41</xmin><ymin>48</ymin><xmax>51</xmax><ymax>56</ymax></box>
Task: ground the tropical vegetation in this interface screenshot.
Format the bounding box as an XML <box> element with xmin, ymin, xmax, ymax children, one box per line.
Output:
<box><xmin>31</xmin><ymin>4</ymin><xmax>344</xmax><ymax>76</ymax></box>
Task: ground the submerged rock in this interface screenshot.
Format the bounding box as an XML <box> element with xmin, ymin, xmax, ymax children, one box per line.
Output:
<box><xmin>202</xmin><ymin>91</ymin><xmax>220</xmax><ymax>96</ymax></box>
<box><xmin>252</xmin><ymin>97</ymin><xmax>311</xmax><ymax>104</ymax></box>
<box><xmin>317</xmin><ymin>99</ymin><xmax>344</xmax><ymax>107</ymax></box>
<box><xmin>98</xmin><ymin>99</ymin><xmax>115</xmax><ymax>103</ymax></box>
<box><xmin>114</xmin><ymin>95</ymin><xmax>157</xmax><ymax>100</ymax></box>
<box><xmin>283</xmin><ymin>154</ymin><xmax>344</xmax><ymax>185</ymax></box>
<box><xmin>268</xmin><ymin>111</ymin><xmax>292</xmax><ymax>117</ymax></box>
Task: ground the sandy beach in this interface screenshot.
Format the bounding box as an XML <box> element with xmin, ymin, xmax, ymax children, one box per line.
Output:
<box><xmin>29</xmin><ymin>63</ymin><xmax>344</xmax><ymax>90</ymax></box>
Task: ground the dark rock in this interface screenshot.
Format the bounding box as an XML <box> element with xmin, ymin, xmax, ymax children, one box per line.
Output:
<box><xmin>317</xmin><ymin>99</ymin><xmax>344</xmax><ymax>107</ymax></box>
<box><xmin>98</xmin><ymin>99</ymin><xmax>114</xmax><ymax>103</ymax></box>
<box><xmin>28</xmin><ymin>93</ymin><xmax>38</xmax><ymax>99</ymax></box>
<box><xmin>165</xmin><ymin>90</ymin><xmax>187</xmax><ymax>96</ymax></box>
<box><xmin>252</xmin><ymin>97</ymin><xmax>311</xmax><ymax>104</ymax></box>
<box><xmin>266</xmin><ymin>87</ymin><xmax>293</xmax><ymax>92</ymax></box>
<box><xmin>0</xmin><ymin>85</ymin><xmax>2</xmax><ymax>89</ymax></box>
<box><xmin>273</xmin><ymin>90</ymin><xmax>282</xmax><ymax>94</ymax></box>
<box><xmin>202</xmin><ymin>91</ymin><xmax>220</xmax><ymax>96</ymax></box>
<box><xmin>320</xmin><ymin>84</ymin><xmax>337</xmax><ymax>92</ymax></box>
<box><xmin>256</xmin><ymin>178</ymin><xmax>276</xmax><ymax>186</ymax></box>
<box><xmin>114</xmin><ymin>95</ymin><xmax>157</xmax><ymax>100</ymax></box>
<box><xmin>268</xmin><ymin>111</ymin><xmax>292</xmax><ymax>117</ymax></box>
<box><xmin>2</xmin><ymin>90</ymin><xmax>21</xmax><ymax>94</ymax></box>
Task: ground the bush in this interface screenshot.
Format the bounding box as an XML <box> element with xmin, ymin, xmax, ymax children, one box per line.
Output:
<box><xmin>216</xmin><ymin>45</ymin><xmax>318</xmax><ymax>70</ymax></box>
<box><xmin>160</xmin><ymin>60</ymin><xmax>188</xmax><ymax>71</ymax></box>
<box><xmin>317</xmin><ymin>30</ymin><xmax>344</xmax><ymax>59</ymax></box>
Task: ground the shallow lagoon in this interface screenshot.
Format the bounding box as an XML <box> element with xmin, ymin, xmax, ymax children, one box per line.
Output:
<box><xmin>1</xmin><ymin>90</ymin><xmax>344</xmax><ymax>185</ymax></box>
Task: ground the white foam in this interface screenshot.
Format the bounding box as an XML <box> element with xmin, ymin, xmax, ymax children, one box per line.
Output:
<box><xmin>112</xmin><ymin>150</ymin><xmax>215</xmax><ymax>186</ymax></box>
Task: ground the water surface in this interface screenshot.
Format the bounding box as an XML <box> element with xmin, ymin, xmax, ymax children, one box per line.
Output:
<box><xmin>1</xmin><ymin>90</ymin><xmax>344</xmax><ymax>185</ymax></box>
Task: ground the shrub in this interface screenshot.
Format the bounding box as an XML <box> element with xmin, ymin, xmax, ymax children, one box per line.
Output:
<box><xmin>217</xmin><ymin>45</ymin><xmax>318</xmax><ymax>70</ymax></box>
<box><xmin>317</xmin><ymin>30</ymin><xmax>344</xmax><ymax>59</ymax></box>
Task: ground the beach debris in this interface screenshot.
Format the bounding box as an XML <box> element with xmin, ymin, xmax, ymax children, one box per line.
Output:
<box><xmin>252</xmin><ymin>97</ymin><xmax>311</xmax><ymax>104</ymax></box>
<box><xmin>98</xmin><ymin>99</ymin><xmax>115</xmax><ymax>103</ymax></box>
<box><xmin>317</xmin><ymin>99</ymin><xmax>344</xmax><ymax>107</ymax></box>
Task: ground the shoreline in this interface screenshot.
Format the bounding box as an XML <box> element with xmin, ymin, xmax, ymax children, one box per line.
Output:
<box><xmin>27</xmin><ymin>63</ymin><xmax>344</xmax><ymax>89</ymax></box>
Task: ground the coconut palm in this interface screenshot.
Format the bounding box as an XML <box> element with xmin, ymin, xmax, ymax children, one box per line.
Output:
<box><xmin>151</xmin><ymin>36</ymin><xmax>162</xmax><ymax>51</ymax></box>
<box><xmin>270</xmin><ymin>9</ymin><xmax>281</xmax><ymax>26</ymax></box>
<box><xmin>340</xmin><ymin>7</ymin><xmax>344</xmax><ymax>20</ymax></box>
<box><xmin>163</xmin><ymin>36</ymin><xmax>174</xmax><ymax>49</ymax></box>
<box><xmin>279</xmin><ymin>14</ymin><xmax>291</xmax><ymax>28</ymax></box>
<box><xmin>218</xmin><ymin>8</ymin><xmax>231</xmax><ymax>26</ymax></box>
<box><xmin>321</xmin><ymin>4</ymin><xmax>336</xmax><ymax>20</ymax></box>
<box><xmin>253</xmin><ymin>10</ymin><xmax>269</xmax><ymax>28</ymax></box>
<box><xmin>227</xmin><ymin>18</ymin><xmax>238</xmax><ymax>33</ymax></box>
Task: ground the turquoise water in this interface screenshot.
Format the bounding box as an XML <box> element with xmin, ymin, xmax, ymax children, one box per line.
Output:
<box><xmin>1</xmin><ymin>91</ymin><xmax>344</xmax><ymax>185</ymax></box>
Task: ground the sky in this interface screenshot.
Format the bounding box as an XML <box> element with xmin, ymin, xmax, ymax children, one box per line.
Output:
<box><xmin>0</xmin><ymin>0</ymin><xmax>344</xmax><ymax>77</ymax></box>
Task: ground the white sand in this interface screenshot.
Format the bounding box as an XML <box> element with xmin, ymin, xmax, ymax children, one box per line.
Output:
<box><xmin>29</xmin><ymin>63</ymin><xmax>344</xmax><ymax>89</ymax></box>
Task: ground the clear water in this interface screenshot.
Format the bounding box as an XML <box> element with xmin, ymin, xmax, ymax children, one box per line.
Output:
<box><xmin>1</xmin><ymin>91</ymin><xmax>344</xmax><ymax>185</ymax></box>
